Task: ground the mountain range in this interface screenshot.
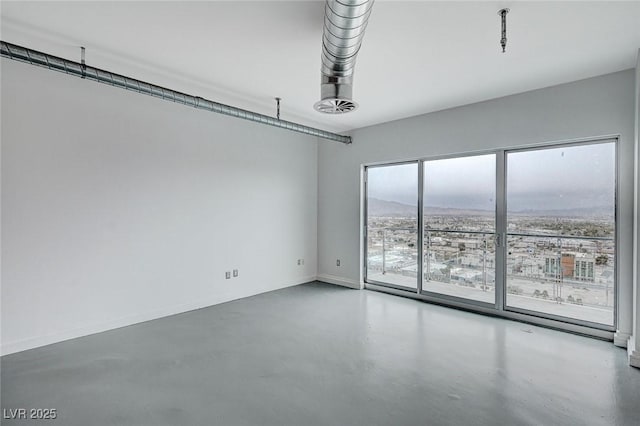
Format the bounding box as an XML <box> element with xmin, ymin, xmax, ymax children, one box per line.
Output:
<box><xmin>368</xmin><ymin>198</ymin><xmax>613</xmax><ymax>218</ymax></box>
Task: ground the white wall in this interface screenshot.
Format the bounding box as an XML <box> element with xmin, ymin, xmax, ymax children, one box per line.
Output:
<box><xmin>318</xmin><ymin>70</ymin><xmax>636</xmax><ymax>342</ymax></box>
<box><xmin>1</xmin><ymin>59</ymin><xmax>319</xmax><ymax>355</ymax></box>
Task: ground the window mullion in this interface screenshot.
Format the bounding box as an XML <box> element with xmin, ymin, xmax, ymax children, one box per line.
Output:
<box><xmin>417</xmin><ymin>160</ymin><xmax>424</xmax><ymax>294</ymax></box>
<box><xmin>495</xmin><ymin>150</ymin><xmax>507</xmax><ymax>311</ymax></box>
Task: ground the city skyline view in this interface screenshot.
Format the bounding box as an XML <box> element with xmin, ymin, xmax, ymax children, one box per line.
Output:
<box><xmin>368</xmin><ymin>196</ymin><xmax>614</xmax><ymax>216</ymax></box>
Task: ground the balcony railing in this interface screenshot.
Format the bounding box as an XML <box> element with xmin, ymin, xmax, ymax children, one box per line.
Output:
<box><xmin>505</xmin><ymin>233</ymin><xmax>615</xmax><ymax>324</ymax></box>
<box><xmin>367</xmin><ymin>226</ymin><xmax>615</xmax><ymax>322</ymax></box>
<box><xmin>366</xmin><ymin>227</ymin><xmax>495</xmax><ymax>293</ymax></box>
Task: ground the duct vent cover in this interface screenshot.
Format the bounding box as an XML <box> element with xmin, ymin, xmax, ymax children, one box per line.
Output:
<box><xmin>313</xmin><ymin>98</ymin><xmax>358</xmax><ymax>114</ymax></box>
<box><xmin>314</xmin><ymin>0</ymin><xmax>373</xmax><ymax>114</ymax></box>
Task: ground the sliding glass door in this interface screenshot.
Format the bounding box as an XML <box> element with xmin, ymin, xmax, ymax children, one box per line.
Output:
<box><xmin>505</xmin><ymin>142</ymin><xmax>616</xmax><ymax>326</ymax></box>
<box><xmin>364</xmin><ymin>138</ymin><xmax>617</xmax><ymax>330</ymax></box>
<box><xmin>366</xmin><ymin>162</ymin><xmax>419</xmax><ymax>290</ymax></box>
<box><xmin>422</xmin><ymin>154</ymin><xmax>496</xmax><ymax>304</ymax></box>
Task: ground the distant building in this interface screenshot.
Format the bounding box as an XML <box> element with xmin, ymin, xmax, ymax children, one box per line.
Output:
<box><xmin>574</xmin><ymin>253</ymin><xmax>595</xmax><ymax>281</ymax></box>
<box><xmin>543</xmin><ymin>253</ymin><xmax>574</xmax><ymax>278</ymax></box>
<box><xmin>543</xmin><ymin>256</ymin><xmax>558</xmax><ymax>277</ymax></box>
<box><xmin>543</xmin><ymin>252</ymin><xmax>594</xmax><ymax>281</ymax></box>
<box><xmin>562</xmin><ymin>253</ymin><xmax>576</xmax><ymax>278</ymax></box>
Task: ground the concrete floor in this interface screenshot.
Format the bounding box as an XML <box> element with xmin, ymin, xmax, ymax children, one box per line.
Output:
<box><xmin>2</xmin><ymin>282</ymin><xmax>639</xmax><ymax>426</ymax></box>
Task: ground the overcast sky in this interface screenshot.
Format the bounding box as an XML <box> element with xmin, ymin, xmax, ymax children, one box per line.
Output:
<box><xmin>367</xmin><ymin>142</ymin><xmax>615</xmax><ymax>212</ymax></box>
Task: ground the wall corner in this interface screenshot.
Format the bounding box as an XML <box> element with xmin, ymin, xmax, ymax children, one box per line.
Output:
<box><xmin>614</xmin><ymin>331</ymin><xmax>631</xmax><ymax>348</ymax></box>
<box><xmin>630</xmin><ymin>48</ymin><xmax>640</xmax><ymax>368</ymax></box>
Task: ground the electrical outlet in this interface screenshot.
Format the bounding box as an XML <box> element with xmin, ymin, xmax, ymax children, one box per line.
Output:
<box><xmin>336</xmin><ymin>259</ymin><xmax>341</xmax><ymax>267</ymax></box>
<box><xmin>297</xmin><ymin>259</ymin><xmax>301</xmax><ymax>266</ymax></box>
<box><xmin>225</xmin><ymin>271</ymin><xmax>231</xmax><ymax>279</ymax></box>
<box><xmin>233</xmin><ymin>269</ymin><xmax>238</xmax><ymax>277</ymax></box>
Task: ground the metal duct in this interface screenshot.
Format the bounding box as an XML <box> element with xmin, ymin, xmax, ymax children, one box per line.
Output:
<box><xmin>314</xmin><ymin>0</ymin><xmax>374</xmax><ymax>114</ymax></box>
<box><xmin>1</xmin><ymin>41</ymin><xmax>352</xmax><ymax>144</ymax></box>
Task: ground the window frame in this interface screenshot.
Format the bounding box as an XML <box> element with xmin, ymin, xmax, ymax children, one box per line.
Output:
<box><xmin>363</xmin><ymin>160</ymin><xmax>420</xmax><ymax>292</ymax></box>
<box><xmin>502</xmin><ymin>138</ymin><xmax>618</xmax><ymax>330</ymax></box>
<box><xmin>362</xmin><ymin>135</ymin><xmax>619</xmax><ymax>334</ymax></box>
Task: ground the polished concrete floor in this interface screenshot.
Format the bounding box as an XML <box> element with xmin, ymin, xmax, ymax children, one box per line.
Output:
<box><xmin>2</xmin><ymin>282</ymin><xmax>639</xmax><ymax>426</ymax></box>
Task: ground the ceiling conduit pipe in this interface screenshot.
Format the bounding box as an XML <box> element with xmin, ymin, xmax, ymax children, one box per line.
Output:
<box><xmin>314</xmin><ymin>0</ymin><xmax>374</xmax><ymax>114</ymax></box>
<box><xmin>0</xmin><ymin>41</ymin><xmax>352</xmax><ymax>144</ymax></box>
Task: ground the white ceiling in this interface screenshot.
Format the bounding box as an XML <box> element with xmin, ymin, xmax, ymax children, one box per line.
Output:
<box><xmin>2</xmin><ymin>1</ymin><xmax>640</xmax><ymax>134</ymax></box>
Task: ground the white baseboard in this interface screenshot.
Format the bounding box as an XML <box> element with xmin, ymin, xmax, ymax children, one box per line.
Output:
<box><xmin>614</xmin><ymin>331</ymin><xmax>631</xmax><ymax>348</ymax></box>
<box><xmin>628</xmin><ymin>336</ymin><xmax>640</xmax><ymax>368</ymax></box>
<box><xmin>1</xmin><ymin>276</ymin><xmax>316</xmax><ymax>356</ymax></box>
<box><xmin>316</xmin><ymin>274</ymin><xmax>362</xmax><ymax>290</ymax></box>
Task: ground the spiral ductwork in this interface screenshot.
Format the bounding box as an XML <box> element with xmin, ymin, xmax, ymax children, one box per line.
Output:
<box><xmin>0</xmin><ymin>41</ymin><xmax>352</xmax><ymax>144</ymax></box>
<box><xmin>314</xmin><ymin>0</ymin><xmax>374</xmax><ymax>114</ymax></box>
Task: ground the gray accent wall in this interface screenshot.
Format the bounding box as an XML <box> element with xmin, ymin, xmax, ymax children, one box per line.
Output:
<box><xmin>318</xmin><ymin>69</ymin><xmax>636</xmax><ymax>342</ymax></box>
